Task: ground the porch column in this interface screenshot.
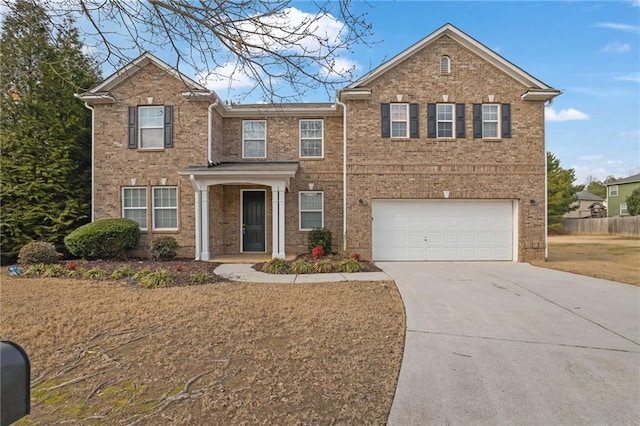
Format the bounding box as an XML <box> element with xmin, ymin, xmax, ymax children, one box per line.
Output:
<box><xmin>271</xmin><ymin>185</ymin><xmax>286</xmax><ymax>259</ymax></box>
<box><xmin>200</xmin><ymin>188</ymin><xmax>210</xmax><ymax>261</ymax></box>
<box><xmin>194</xmin><ymin>189</ymin><xmax>201</xmax><ymax>260</ymax></box>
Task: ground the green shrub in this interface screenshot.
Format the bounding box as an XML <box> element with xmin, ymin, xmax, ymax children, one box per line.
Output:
<box><xmin>24</xmin><ymin>264</ymin><xmax>50</xmax><ymax>277</ymax></box>
<box><xmin>307</xmin><ymin>228</ymin><xmax>332</xmax><ymax>254</ymax></box>
<box><xmin>337</xmin><ymin>258</ymin><xmax>364</xmax><ymax>273</ymax></box>
<box><xmin>188</xmin><ymin>272</ymin><xmax>211</xmax><ymax>284</ymax></box>
<box><xmin>83</xmin><ymin>268</ymin><xmax>107</xmax><ymax>280</ymax></box>
<box><xmin>150</xmin><ymin>236</ymin><xmax>179</xmax><ymax>261</ymax></box>
<box><xmin>111</xmin><ymin>266</ymin><xmax>135</xmax><ymax>280</ymax></box>
<box><xmin>313</xmin><ymin>259</ymin><xmax>336</xmax><ymax>273</ymax></box>
<box><xmin>41</xmin><ymin>264</ymin><xmax>67</xmax><ymax>278</ymax></box>
<box><xmin>262</xmin><ymin>258</ymin><xmax>290</xmax><ymax>274</ymax></box>
<box><xmin>138</xmin><ymin>270</ymin><xmax>176</xmax><ymax>288</ymax></box>
<box><xmin>290</xmin><ymin>260</ymin><xmax>313</xmax><ymax>274</ymax></box>
<box><xmin>64</xmin><ymin>218</ymin><xmax>140</xmax><ymax>260</ymax></box>
<box><xmin>133</xmin><ymin>269</ymin><xmax>152</xmax><ymax>281</ymax></box>
<box><xmin>18</xmin><ymin>241</ymin><xmax>59</xmax><ymax>266</ymax></box>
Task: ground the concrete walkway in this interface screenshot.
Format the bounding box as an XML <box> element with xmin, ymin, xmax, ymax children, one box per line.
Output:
<box><xmin>379</xmin><ymin>262</ymin><xmax>640</xmax><ymax>425</ymax></box>
<box><xmin>214</xmin><ymin>263</ymin><xmax>392</xmax><ymax>283</ymax></box>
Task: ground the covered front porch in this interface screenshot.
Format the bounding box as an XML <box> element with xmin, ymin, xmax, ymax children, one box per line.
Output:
<box><xmin>179</xmin><ymin>162</ymin><xmax>299</xmax><ymax>261</ymax></box>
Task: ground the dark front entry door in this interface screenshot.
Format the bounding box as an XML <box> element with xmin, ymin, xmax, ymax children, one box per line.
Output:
<box><xmin>242</xmin><ymin>191</ymin><xmax>266</xmax><ymax>252</ymax></box>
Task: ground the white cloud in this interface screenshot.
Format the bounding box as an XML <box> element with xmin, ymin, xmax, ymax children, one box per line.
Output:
<box><xmin>594</xmin><ymin>22</ymin><xmax>640</xmax><ymax>34</ymax></box>
<box><xmin>579</xmin><ymin>155</ymin><xmax>604</xmax><ymax>161</ymax></box>
<box><xmin>320</xmin><ymin>57</ymin><xmax>359</xmax><ymax>79</ymax></box>
<box><xmin>619</xmin><ymin>130</ymin><xmax>640</xmax><ymax>139</ymax></box>
<box><xmin>572</xmin><ymin>166</ymin><xmax>609</xmax><ymax>184</ymax></box>
<box><xmin>545</xmin><ymin>107</ymin><xmax>590</xmax><ymax>122</ymax></box>
<box><xmin>601</xmin><ymin>42</ymin><xmax>631</xmax><ymax>53</ymax></box>
<box><xmin>632</xmin><ymin>0</ymin><xmax>640</xmax><ymax>7</ymax></box>
<box><xmin>198</xmin><ymin>62</ymin><xmax>256</xmax><ymax>91</ymax></box>
<box><xmin>614</xmin><ymin>72</ymin><xmax>640</xmax><ymax>82</ymax></box>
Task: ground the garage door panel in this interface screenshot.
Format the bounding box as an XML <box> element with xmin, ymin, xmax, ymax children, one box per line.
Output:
<box><xmin>372</xmin><ymin>200</ymin><xmax>514</xmax><ymax>261</ymax></box>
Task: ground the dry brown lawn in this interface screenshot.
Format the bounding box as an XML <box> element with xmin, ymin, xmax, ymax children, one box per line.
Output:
<box><xmin>1</xmin><ymin>272</ymin><xmax>405</xmax><ymax>425</ymax></box>
<box><xmin>532</xmin><ymin>234</ymin><xmax>640</xmax><ymax>286</ymax></box>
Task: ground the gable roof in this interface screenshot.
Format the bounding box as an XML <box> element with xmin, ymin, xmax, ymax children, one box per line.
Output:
<box><xmin>607</xmin><ymin>173</ymin><xmax>640</xmax><ymax>186</ymax></box>
<box><xmin>343</xmin><ymin>23</ymin><xmax>560</xmax><ymax>101</ymax></box>
<box><xmin>576</xmin><ymin>190</ymin><xmax>604</xmax><ymax>201</ymax></box>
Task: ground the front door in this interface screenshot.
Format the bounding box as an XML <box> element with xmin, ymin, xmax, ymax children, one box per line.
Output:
<box><xmin>242</xmin><ymin>191</ymin><xmax>266</xmax><ymax>252</ymax></box>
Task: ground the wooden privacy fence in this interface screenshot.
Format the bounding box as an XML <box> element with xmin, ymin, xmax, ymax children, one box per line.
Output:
<box><xmin>560</xmin><ymin>216</ymin><xmax>640</xmax><ymax>236</ymax></box>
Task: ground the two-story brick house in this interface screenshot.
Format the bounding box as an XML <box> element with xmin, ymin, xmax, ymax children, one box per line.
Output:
<box><xmin>78</xmin><ymin>23</ymin><xmax>560</xmax><ymax>262</ymax></box>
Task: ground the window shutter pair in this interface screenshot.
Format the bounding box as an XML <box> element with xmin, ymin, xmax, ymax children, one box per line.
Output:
<box><xmin>127</xmin><ymin>106</ymin><xmax>174</xmax><ymax>148</ymax></box>
<box><xmin>381</xmin><ymin>103</ymin><xmax>419</xmax><ymax>138</ymax></box>
<box><xmin>472</xmin><ymin>103</ymin><xmax>511</xmax><ymax>138</ymax></box>
<box><xmin>427</xmin><ymin>103</ymin><xmax>466</xmax><ymax>138</ymax></box>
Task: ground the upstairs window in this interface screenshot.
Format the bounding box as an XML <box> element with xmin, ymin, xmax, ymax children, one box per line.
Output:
<box><xmin>391</xmin><ymin>104</ymin><xmax>409</xmax><ymax>138</ymax></box>
<box><xmin>472</xmin><ymin>103</ymin><xmax>511</xmax><ymax>139</ymax></box>
<box><xmin>436</xmin><ymin>104</ymin><xmax>454</xmax><ymax>138</ymax></box>
<box><xmin>122</xmin><ymin>187</ymin><xmax>147</xmax><ymax>230</ymax></box>
<box><xmin>609</xmin><ymin>185</ymin><xmax>619</xmax><ymax>197</ymax></box>
<box><xmin>428</xmin><ymin>103</ymin><xmax>465</xmax><ymax>139</ymax></box>
<box><xmin>482</xmin><ymin>104</ymin><xmax>499</xmax><ymax>138</ymax></box>
<box><xmin>128</xmin><ymin>106</ymin><xmax>173</xmax><ymax>149</ymax></box>
<box><xmin>381</xmin><ymin>103</ymin><xmax>419</xmax><ymax>138</ymax></box>
<box><xmin>243</xmin><ymin>120</ymin><xmax>266</xmax><ymax>158</ymax></box>
<box><xmin>440</xmin><ymin>56</ymin><xmax>450</xmax><ymax>73</ymax></box>
<box><xmin>300</xmin><ymin>119</ymin><xmax>323</xmax><ymax>158</ymax></box>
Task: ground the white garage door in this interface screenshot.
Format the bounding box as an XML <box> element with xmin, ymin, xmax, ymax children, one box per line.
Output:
<box><xmin>372</xmin><ymin>200</ymin><xmax>515</xmax><ymax>261</ymax></box>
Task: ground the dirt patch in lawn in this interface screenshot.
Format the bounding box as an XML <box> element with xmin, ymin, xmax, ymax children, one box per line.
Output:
<box><xmin>532</xmin><ymin>235</ymin><xmax>640</xmax><ymax>286</ymax></box>
<box><xmin>1</xmin><ymin>271</ymin><xmax>405</xmax><ymax>425</ymax></box>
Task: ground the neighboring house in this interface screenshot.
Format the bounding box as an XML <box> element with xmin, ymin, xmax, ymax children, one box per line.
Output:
<box><xmin>78</xmin><ymin>23</ymin><xmax>560</xmax><ymax>262</ymax></box>
<box><xmin>606</xmin><ymin>173</ymin><xmax>640</xmax><ymax>217</ymax></box>
<box><xmin>564</xmin><ymin>190</ymin><xmax>606</xmax><ymax>219</ymax></box>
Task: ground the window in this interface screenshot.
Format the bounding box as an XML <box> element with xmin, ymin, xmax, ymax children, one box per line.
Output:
<box><xmin>440</xmin><ymin>56</ymin><xmax>450</xmax><ymax>73</ymax></box>
<box><xmin>620</xmin><ymin>203</ymin><xmax>628</xmax><ymax>215</ymax></box>
<box><xmin>122</xmin><ymin>187</ymin><xmax>147</xmax><ymax>230</ymax></box>
<box><xmin>609</xmin><ymin>185</ymin><xmax>619</xmax><ymax>197</ymax></box>
<box><xmin>472</xmin><ymin>103</ymin><xmax>511</xmax><ymax>139</ymax></box>
<box><xmin>299</xmin><ymin>191</ymin><xmax>324</xmax><ymax>230</ymax></box>
<box><xmin>300</xmin><ymin>119</ymin><xmax>323</xmax><ymax>158</ymax></box>
<box><xmin>243</xmin><ymin>120</ymin><xmax>266</xmax><ymax>158</ymax></box>
<box><xmin>153</xmin><ymin>187</ymin><xmax>178</xmax><ymax>230</ymax></box>
<box><xmin>128</xmin><ymin>106</ymin><xmax>173</xmax><ymax>149</ymax></box>
<box><xmin>436</xmin><ymin>104</ymin><xmax>454</xmax><ymax>138</ymax></box>
<box><xmin>391</xmin><ymin>104</ymin><xmax>409</xmax><ymax>138</ymax></box>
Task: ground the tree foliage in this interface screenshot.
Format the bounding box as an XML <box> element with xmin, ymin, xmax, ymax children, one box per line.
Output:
<box><xmin>1</xmin><ymin>0</ymin><xmax>374</xmax><ymax>102</ymax></box>
<box><xmin>0</xmin><ymin>0</ymin><xmax>100</xmax><ymax>264</ymax></box>
<box><xmin>547</xmin><ymin>152</ymin><xmax>583</xmax><ymax>230</ymax></box>
<box><xmin>626</xmin><ymin>187</ymin><xmax>640</xmax><ymax>216</ymax></box>
<box><xmin>584</xmin><ymin>175</ymin><xmax>619</xmax><ymax>199</ymax></box>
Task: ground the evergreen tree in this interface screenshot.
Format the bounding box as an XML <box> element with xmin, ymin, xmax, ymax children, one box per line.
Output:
<box><xmin>626</xmin><ymin>188</ymin><xmax>640</xmax><ymax>216</ymax></box>
<box><xmin>547</xmin><ymin>152</ymin><xmax>583</xmax><ymax>231</ymax></box>
<box><xmin>0</xmin><ymin>0</ymin><xmax>100</xmax><ymax>264</ymax></box>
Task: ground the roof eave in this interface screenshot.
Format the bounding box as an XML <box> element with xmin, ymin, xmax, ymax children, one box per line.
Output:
<box><xmin>521</xmin><ymin>89</ymin><xmax>562</xmax><ymax>102</ymax></box>
<box><xmin>75</xmin><ymin>92</ymin><xmax>116</xmax><ymax>104</ymax></box>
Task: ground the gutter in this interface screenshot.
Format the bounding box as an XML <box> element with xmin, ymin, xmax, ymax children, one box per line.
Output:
<box><xmin>335</xmin><ymin>94</ymin><xmax>347</xmax><ymax>251</ymax></box>
<box><xmin>83</xmin><ymin>101</ymin><xmax>95</xmax><ymax>222</ymax></box>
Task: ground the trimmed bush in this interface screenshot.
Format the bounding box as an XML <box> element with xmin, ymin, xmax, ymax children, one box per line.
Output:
<box><xmin>262</xmin><ymin>258</ymin><xmax>290</xmax><ymax>274</ymax></box>
<box><xmin>64</xmin><ymin>218</ymin><xmax>140</xmax><ymax>260</ymax></box>
<box><xmin>150</xmin><ymin>236</ymin><xmax>179</xmax><ymax>261</ymax></box>
<box><xmin>18</xmin><ymin>241</ymin><xmax>59</xmax><ymax>266</ymax></box>
<box><xmin>307</xmin><ymin>228</ymin><xmax>332</xmax><ymax>254</ymax></box>
<box><xmin>290</xmin><ymin>260</ymin><xmax>313</xmax><ymax>274</ymax></box>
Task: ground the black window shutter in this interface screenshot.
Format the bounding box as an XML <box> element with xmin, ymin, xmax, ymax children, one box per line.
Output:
<box><xmin>427</xmin><ymin>103</ymin><xmax>436</xmax><ymax>138</ymax></box>
<box><xmin>409</xmin><ymin>103</ymin><xmax>419</xmax><ymax>138</ymax></box>
<box><xmin>502</xmin><ymin>103</ymin><xmax>511</xmax><ymax>138</ymax></box>
<box><xmin>164</xmin><ymin>105</ymin><xmax>173</xmax><ymax>148</ymax></box>
<box><xmin>472</xmin><ymin>104</ymin><xmax>482</xmax><ymax>138</ymax></box>
<box><xmin>128</xmin><ymin>106</ymin><xmax>137</xmax><ymax>149</ymax></box>
<box><xmin>381</xmin><ymin>103</ymin><xmax>390</xmax><ymax>138</ymax></box>
<box><xmin>455</xmin><ymin>103</ymin><xmax>465</xmax><ymax>138</ymax></box>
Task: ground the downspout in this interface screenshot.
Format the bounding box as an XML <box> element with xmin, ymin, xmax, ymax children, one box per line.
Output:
<box><xmin>83</xmin><ymin>102</ymin><xmax>95</xmax><ymax>222</ymax></box>
<box><xmin>335</xmin><ymin>95</ymin><xmax>347</xmax><ymax>251</ymax></box>
<box><xmin>208</xmin><ymin>97</ymin><xmax>219</xmax><ymax>164</ymax></box>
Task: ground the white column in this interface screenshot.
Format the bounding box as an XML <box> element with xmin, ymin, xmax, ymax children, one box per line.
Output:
<box><xmin>194</xmin><ymin>190</ymin><xmax>201</xmax><ymax>260</ymax></box>
<box><xmin>272</xmin><ymin>187</ymin><xmax>280</xmax><ymax>258</ymax></box>
<box><xmin>277</xmin><ymin>187</ymin><xmax>286</xmax><ymax>259</ymax></box>
<box><xmin>200</xmin><ymin>188</ymin><xmax>210</xmax><ymax>261</ymax></box>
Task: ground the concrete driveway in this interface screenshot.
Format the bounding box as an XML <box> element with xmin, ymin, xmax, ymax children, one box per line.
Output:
<box><xmin>379</xmin><ymin>262</ymin><xmax>640</xmax><ymax>425</ymax></box>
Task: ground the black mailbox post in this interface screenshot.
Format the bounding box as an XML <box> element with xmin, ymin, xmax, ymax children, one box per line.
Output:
<box><xmin>1</xmin><ymin>341</ymin><xmax>30</xmax><ymax>426</ymax></box>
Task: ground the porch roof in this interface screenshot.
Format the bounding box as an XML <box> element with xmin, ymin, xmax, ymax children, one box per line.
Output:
<box><xmin>178</xmin><ymin>161</ymin><xmax>299</xmax><ymax>190</ymax></box>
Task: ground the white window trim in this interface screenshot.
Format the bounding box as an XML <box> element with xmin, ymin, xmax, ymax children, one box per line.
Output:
<box><xmin>440</xmin><ymin>56</ymin><xmax>450</xmax><ymax>73</ymax></box>
<box><xmin>482</xmin><ymin>104</ymin><xmax>501</xmax><ymax>139</ymax></box>
<box><xmin>299</xmin><ymin>191</ymin><xmax>324</xmax><ymax>231</ymax></box>
<box><xmin>122</xmin><ymin>187</ymin><xmax>148</xmax><ymax>231</ymax></box>
<box><xmin>242</xmin><ymin>120</ymin><xmax>267</xmax><ymax>159</ymax></box>
<box><xmin>138</xmin><ymin>106</ymin><xmax>164</xmax><ymax>149</ymax></box>
<box><xmin>390</xmin><ymin>103</ymin><xmax>409</xmax><ymax>139</ymax></box>
<box><xmin>152</xmin><ymin>186</ymin><xmax>179</xmax><ymax>231</ymax></box>
<box><xmin>620</xmin><ymin>203</ymin><xmax>628</xmax><ymax>216</ymax></box>
<box><xmin>436</xmin><ymin>103</ymin><xmax>455</xmax><ymax>139</ymax></box>
<box><xmin>299</xmin><ymin>119</ymin><xmax>324</xmax><ymax>158</ymax></box>
<box><xmin>609</xmin><ymin>185</ymin><xmax>619</xmax><ymax>197</ymax></box>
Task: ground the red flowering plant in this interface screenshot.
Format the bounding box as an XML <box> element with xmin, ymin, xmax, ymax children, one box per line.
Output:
<box><xmin>64</xmin><ymin>261</ymin><xmax>80</xmax><ymax>270</ymax></box>
<box><xmin>311</xmin><ymin>245</ymin><xmax>325</xmax><ymax>259</ymax></box>
<box><xmin>351</xmin><ymin>253</ymin><xmax>362</xmax><ymax>262</ymax></box>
